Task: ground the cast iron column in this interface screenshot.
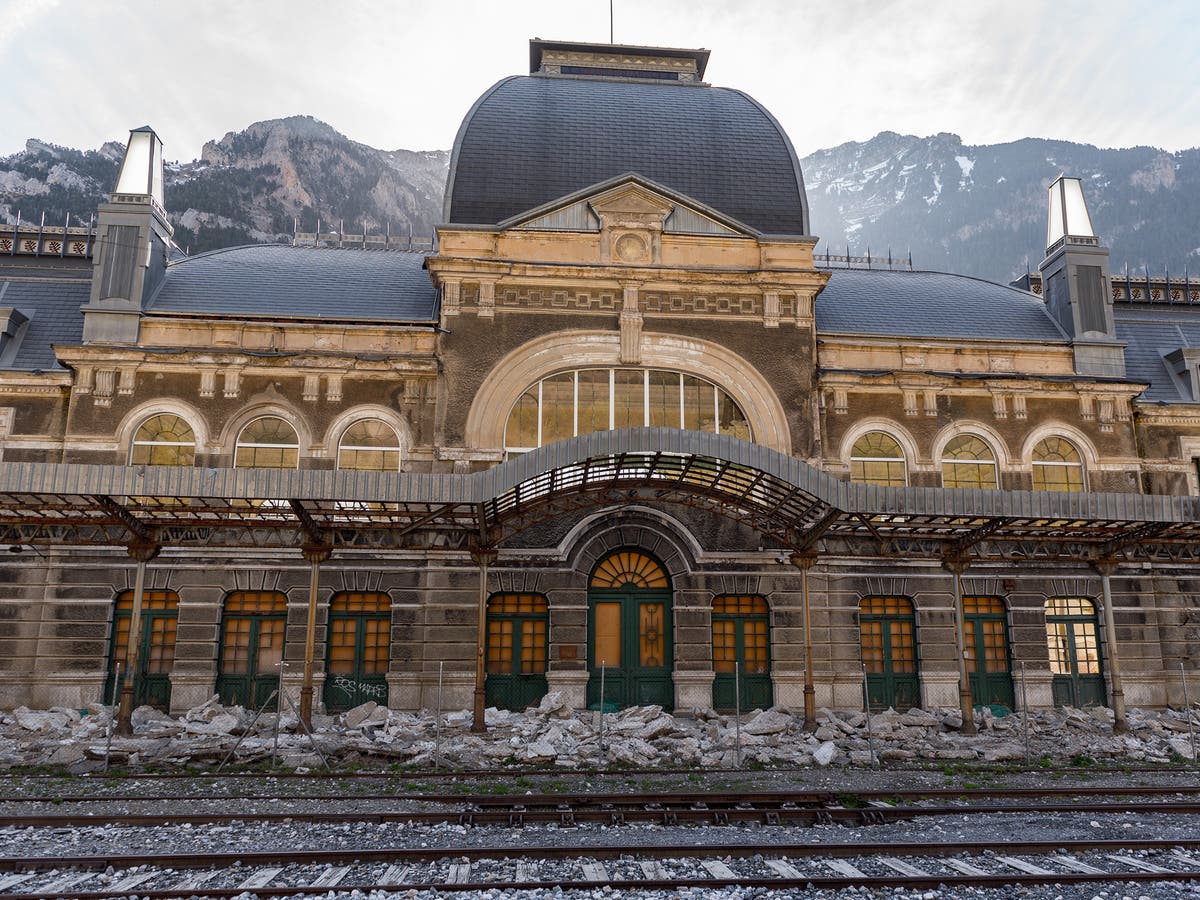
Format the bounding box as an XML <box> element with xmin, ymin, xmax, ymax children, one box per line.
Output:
<box><xmin>298</xmin><ymin>542</ymin><xmax>331</xmax><ymax>727</ymax></box>
<box><xmin>791</xmin><ymin>549</ymin><xmax>818</xmax><ymax>728</ymax></box>
<box><xmin>1096</xmin><ymin>558</ymin><xmax>1128</xmax><ymax>733</ymax></box>
<box><xmin>470</xmin><ymin>546</ymin><xmax>497</xmax><ymax>733</ymax></box>
<box><xmin>116</xmin><ymin>540</ymin><xmax>160</xmax><ymax>735</ymax></box>
<box><xmin>943</xmin><ymin>554</ymin><xmax>977</xmax><ymax>735</ymax></box>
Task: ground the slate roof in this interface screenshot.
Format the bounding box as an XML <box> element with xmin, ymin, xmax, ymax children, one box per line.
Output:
<box><xmin>816</xmin><ymin>268</ymin><xmax>1068</xmax><ymax>343</ymax></box>
<box><xmin>0</xmin><ymin>277</ymin><xmax>88</xmax><ymax>371</ymax></box>
<box><xmin>444</xmin><ymin>75</ymin><xmax>809</xmax><ymax>235</ymax></box>
<box><xmin>145</xmin><ymin>245</ymin><xmax>438</xmax><ymax>322</ymax></box>
<box><xmin>1113</xmin><ymin>304</ymin><xmax>1200</xmax><ymax>403</ymax></box>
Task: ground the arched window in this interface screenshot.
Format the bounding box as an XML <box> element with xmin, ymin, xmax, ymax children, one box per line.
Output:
<box><xmin>941</xmin><ymin>435</ymin><xmax>998</xmax><ymax>489</ymax></box>
<box><xmin>849</xmin><ymin>432</ymin><xmax>907</xmax><ymax>486</ymax></box>
<box><xmin>503</xmin><ymin>368</ymin><xmax>751</xmax><ymax>452</ymax></box>
<box><xmin>131</xmin><ymin>414</ymin><xmax>196</xmax><ymax>466</ymax></box>
<box><xmin>590</xmin><ymin>550</ymin><xmax>670</xmax><ymax>589</ymax></box>
<box><xmin>235</xmin><ymin>416</ymin><xmax>299</xmax><ymax>468</ymax></box>
<box><xmin>1032</xmin><ymin>437</ymin><xmax>1085</xmax><ymax>491</ymax></box>
<box><xmin>337</xmin><ymin>419</ymin><xmax>403</xmax><ymax>471</ymax></box>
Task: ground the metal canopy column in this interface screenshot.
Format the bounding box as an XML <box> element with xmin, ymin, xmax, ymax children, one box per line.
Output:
<box><xmin>943</xmin><ymin>554</ymin><xmax>977</xmax><ymax>736</ymax></box>
<box><xmin>470</xmin><ymin>546</ymin><xmax>498</xmax><ymax>733</ymax></box>
<box><xmin>1096</xmin><ymin>558</ymin><xmax>1128</xmax><ymax>733</ymax></box>
<box><xmin>790</xmin><ymin>549</ymin><xmax>818</xmax><ymax>728</ymax></box>
<box><xmin>116</xmin><ymin>540</ymin><xmax>160</xmax><ymax>735</ymax></box>
<box><xmin>299</xmin><ymin>543</ymin><xmax>332</xmax><ymax>727</ymax></box>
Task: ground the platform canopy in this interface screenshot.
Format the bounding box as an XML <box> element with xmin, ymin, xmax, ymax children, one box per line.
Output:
<box><xmin>1</xmin><ymin>429</ymin><xmax>1198</xmax><ymax>563</ymax></box>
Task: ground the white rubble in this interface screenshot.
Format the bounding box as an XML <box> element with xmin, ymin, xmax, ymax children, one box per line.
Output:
<box><xmin>0</xmin><ymin>696</ymin><xmax>1197</xmax><ymax>772</ymax></box>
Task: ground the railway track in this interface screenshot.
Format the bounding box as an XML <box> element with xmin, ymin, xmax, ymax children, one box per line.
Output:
<box><xmin>3</xmin><ymin>839</ymin><xmax>1200</xmax><ymax>897</ymax></box>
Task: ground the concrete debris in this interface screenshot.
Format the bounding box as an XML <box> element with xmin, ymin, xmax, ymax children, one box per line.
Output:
<box><xmin>0</xmin><ymin>699</ymin><xmax>1197</xmax><ymax>771</ymax></box>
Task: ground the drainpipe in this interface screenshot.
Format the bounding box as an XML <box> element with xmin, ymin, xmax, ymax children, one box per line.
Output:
<box><xmin>943</xmin><ymin>554</ymin><xmax>977</xmax><ymax>736</ymax></box>
<box><xmin>790</xmin><ymin>549</ymin><xmax>818</xmax><ymax>728</ymax></box>
<box><xmin>1096</xmin><ymin>557</ymin><xmax>1128</xmax><ymax>733</ymax></box>
<box><xmin>116</xmin><ymin>540</ymin><xmax>160</xmax><ymax>735</ymax></box>
<box><xmin>298</xmin><ymin>543</ymin><xmax>332</xmax><ymax>728</ymax></box>
<box><xmin>470</xmin><ymin>546</ymin><xmax>498</xmax><ymax>733</ymax></box>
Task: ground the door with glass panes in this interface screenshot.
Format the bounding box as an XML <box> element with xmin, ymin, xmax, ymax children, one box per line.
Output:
<box><xmin>323</xmin><ymin>592</ymin><xmax>390</xmax><ymax>711</ymax></box>
<box><xmin>963</xmin><ymin>596</ymin><xmax>1015</xmax><ymax>709</ymax></box>
<box><xmin>1045</xmin><ymin>597</ymin><xmax>1106</xmax><ymax>707</ymax></box>
<box><xmin>105</xmin><ymin>590</ymin><xmax>178</xmax><ymax>709</ymax></box>
<box><xmin>216</xmin><ymin>591</ymin><xmax>287</xmax><ymax>708</ymax></box>
<box><xmin>860</xmin><ymin>596</ymin><xmax>920</xmax><ymax>710</ymax></box>
<box><xmin>587</xmin><ymin>550</ymin><xmax>674</xmax><ymax>710</ymax></box>
<box><xmin>711</xmin><ymin>595</ymin><xmax>772</xmax><ymax>710</ymax></box>
<box><xmin>485</xmin><ymin>594</ymin><xmax>549</xmax><ymax>711</ymax></box>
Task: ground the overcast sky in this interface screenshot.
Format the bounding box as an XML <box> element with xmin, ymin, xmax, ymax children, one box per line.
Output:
<box><xmin>2</xmin><ymin>0</ymin><xmax>1198</xmax><ymax>161</ymax></box>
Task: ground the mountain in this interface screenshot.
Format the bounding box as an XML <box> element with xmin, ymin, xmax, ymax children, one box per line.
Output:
<box><xmin>1</xmin><ymin>119</ymin><xmax>1196</xmax><ymax>282</ymax></box>
<box><xmin>0</xmin><ymin>116</ymin><xmax>448</xmax><ymax>255</ymax></box>
<box><xmin>801</xmin><ymin>132</ymin><xmax>1200</xmax><ymax>282</ymax></box>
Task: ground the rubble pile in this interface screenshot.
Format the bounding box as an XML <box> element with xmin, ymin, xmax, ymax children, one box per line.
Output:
<box><xmin>0</xmin><ymin>692</ymin><xmax>1196</xmax><ymax>772</ymax></box>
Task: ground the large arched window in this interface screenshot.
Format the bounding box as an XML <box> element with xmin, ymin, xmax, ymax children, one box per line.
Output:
<box><xmin>131</xmin><ymin>414</ymin><xmax>196</xmax><ymax>466</ymax></box>
<box><xmin>503</xmin><ymin>368</ymin><xmax>751</xmax><ymax>452</ymax></box>
<box><xmin>1032</xmin><ymin>437</ymin><xmax>1085</xmax><ymax>491</ymax></box>
<box><xmin>849</xmin><ymin>432</ymin><xmax>907</xmax><ymax>486</ymax></box>
<box><xmin>337</xmin><ymin>419</ymin><xmax>403</xmax><ymax>471</ymax></box>
<box><xmin>941</xmin><ymin>435</ymin><xmax>998</xmax><ymax>489</ymax></box>
<box><xmin>235</xmin><ymin>416</ymin><xmax>299</xmax><ymax>468</ymax></box>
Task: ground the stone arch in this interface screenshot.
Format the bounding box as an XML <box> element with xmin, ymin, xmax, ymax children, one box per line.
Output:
<box><xmin>116</xmin><ymin>398</ymin><xmax>211</xmax><ymax>459</ymax></box>
<box><xmin>838</xmin><ymin>417</ymin><xmax>921</xmax><ymax>470</ymax></box>
<box><xmin>930</xmin><ymin>420</ymin><xmax>1012</xmax><ymax>468</ymax></box>
<box><xmin>217</xmin><ymin>401</ymin><xmax>314</xmax><ymax>458</ymax></box>
<box><xmin>1018</xmin><ymin>422</ymin><xmax>1100</xmax><ymax>472</ymax></box>
<box><xmin>464</xmin><ymin>329</ymin><xmax>792</xmax><ymax>454</ymax></box>
<box><xmin>322</xmin><ymin>405</ymin><xmax>412</xmax><ymax>465</ymax></box>
<box><xmin>566</xmin><ymin>508</ymin><xmax>699</xmax><ymax>585</ymax></box>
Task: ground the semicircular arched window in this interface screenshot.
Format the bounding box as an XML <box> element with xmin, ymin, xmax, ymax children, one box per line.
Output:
<box><xmin>590</xmin><ymin>550</ymin><xmax>670</xmax><ymax>589</ymax></box>
<box><xmin>337</xmin><ymin>419</ymin><xmax>403</xmax><ymax>471</ymax></box>
<box><xmin>941</xmin><ymin>435</ymin><xmax>998</xmax><ymax>489</ymax></box>
<box><xmin>1031</xmin><ymin>436</ymin><xmax>1085</xmax><ymax>492</ymax></box>
<box><xmin>849</xmin><ymin>431</ymin><xmax>907</xmax><ymax>486</ymax></box>
<box><xmin>504</xmin><ymin>368</ymin><xmax>751</xmax><ymax>453</ymax></box>
<box><xmin>130</xmin><ymin>414</ymin><xmax>196</xmax><ymax>466</ymax></box>
<box><xmin>235</xmin><ymin>416</ymin><xmax>299</xmax><ymax>468</ymax></box>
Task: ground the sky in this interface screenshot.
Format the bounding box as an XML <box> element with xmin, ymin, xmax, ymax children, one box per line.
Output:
<box><xmin>1</xmin><ymin>0</ymin><xmax>1198</xmax><ymax>161</ymax></box>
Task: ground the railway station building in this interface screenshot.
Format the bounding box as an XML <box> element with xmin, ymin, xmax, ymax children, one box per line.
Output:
<box><xmin>1</xmin><ymin>39</ymin><xmax>1199</xmax><ymax>730</ymax></box>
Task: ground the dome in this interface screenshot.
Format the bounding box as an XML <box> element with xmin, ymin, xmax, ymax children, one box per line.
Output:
<box><xmin>443</xmin><ymin>73</ymin><xmax>810</xmax><ymax>235</ymax></box>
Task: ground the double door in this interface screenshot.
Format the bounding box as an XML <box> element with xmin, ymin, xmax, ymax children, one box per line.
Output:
<box><xmin>587</xmin><ymin>590</ymin><xmax>673</xmax><ymax>710</ymax></box>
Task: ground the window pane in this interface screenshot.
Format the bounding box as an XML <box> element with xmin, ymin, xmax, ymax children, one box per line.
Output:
<box><xmin>639</xmin><ymin>602</ymin><xmax>665</xmax><ymax>667</ymax></box>
<box><xmin>681</xmin><ymin>375</ymin><xmax>712</xmax><ymax>431</ymax></box>
<box><xmin>594</xmin><ymin>602</ymin><xmax>621</xmax><ymax>668</ymax></box>
<box><xmin>850</xmin><ymin>432</ymin><xmax>906</xmax><ymax>486</ymax></box>
<box><xmin>505</xmin><ymin>389</ymin><xmax>539</xmax><ymax>449</ymax></box>
<box><xmin>541</xmin><ymin>372</ymin><xmax>575</xmax><ymax>444</ymax></box>
<box><xmin>235</xmin><ymin>417</ymin><xmax>299</xmax><ymax>469</ymax></box>
<box><xmin>648</xmin><ymin>371</ymin><xmax>680</xmax><ymax>428</ymax></box>
<box><xmin>718</xmin><ymin>391</ymin><xmax>751</xmax><ymax>441</ymax></box>
<box><xmin>576</xmin><ymin>370</ymin><xmax>609</xmax><ymax>436</ymax></box>
<box><xmin>613</xmin><ymin>370</ymin><xmax>644</xmax><ymax>429</ymax></box>
<box><xmin>712</xmin><ymin>620</ymin><xmax>736</xmax><ymax>673</ymax></box>
<box><xmin>338</xmin><ymin>420</ymin><xmax>402</xmax><ymax>471</ymax></box>
<box><xmin>131</xmin><ymin>414</ymin><xmax>196</xmax><ymax>466</ymax></box>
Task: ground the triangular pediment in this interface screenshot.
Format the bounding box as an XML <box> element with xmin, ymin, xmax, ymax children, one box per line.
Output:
<box><xmin>501</xmin><ymin>174</ymin><xmax>755</xmax><ymax>237</ymax></box>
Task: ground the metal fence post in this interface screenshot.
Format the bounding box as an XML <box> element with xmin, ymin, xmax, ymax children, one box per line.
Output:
<box><xmin>1182</xmin><ymin>661</ymin><xmax>1196</xmax><ymax>765</ymax></box>
<box><xmin>1020</xmin><ymin>660</ymin><xmax>1031</xmax><ymax>762</ymax></box>
<box><xmin>597</xmin><ymin>661</ymin><xmax>607</xmax><ymax>766</ymax></box>
<box><xmin>862</xmin><ymin>663</ymin><xmax>877</xmax><ymax>767</ymax></box>
<box><xmin>104</xmin><ymin>662</ymin><xmax>120</xmax><ymax>773</ymax></box>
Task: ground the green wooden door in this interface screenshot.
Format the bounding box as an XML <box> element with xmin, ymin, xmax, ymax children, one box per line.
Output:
<box><xmin>216</xmin><ymin>591</ymin><xmax>287</xmax><ymax>709</ymax></box>
<box><xmin>485</xmin><ymin>594</ymin><xmax>549</xmax><ymax>711</ymax></box>
<box><xmin>861</xmin><ymin>596</ymin><xmax>920</xmax><ymax>710</ymax></box>
<box><xmin>712</xmin><ymin>595</ymin><xmax>772</xmax><ymax>710</ymax></box>
<box><xmin>964</xmin><ymin>596</ymin><xmax>1015</xmax><ymax>710</ymax></box>
<box><xmin>323</xmin><ymin>592</ymin><xmax>391</xmax><ymax>712</ymax></box>
<box><xmin>104</xmin><ymin>590</ymin><xmax>178</xmax><ymax>709</ymax></box>
<box><xmin>1046</xmin><ymin>597</ymin><xmax>1107</xmax><ymax>707</ymax></box>
<box><xmin>587</xmin><ymin>550</ymin><xmax>674</xmax><ymax>711</ymax></box>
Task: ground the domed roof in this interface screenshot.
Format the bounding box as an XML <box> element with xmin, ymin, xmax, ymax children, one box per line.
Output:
<box><xmin>444</xmin><ymin>74</ymin><xmax>810</xmax><ymax>235</ymax></box>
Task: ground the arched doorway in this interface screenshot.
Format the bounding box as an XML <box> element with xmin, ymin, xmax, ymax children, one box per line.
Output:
<box><xmin>216</xmin><ymin>590</ymin><xmax>287</xmax><ymax>708</ymax></box>
<box><xmin>587</xmin><ymin>550</ymin><xmax>674</xmax><ymax>710</ymax></box>
<box><xmin>485</xmin><ymin>593</ymin><xmax>550</xmax><ymax>711</ymax></box>
<box><xmin>963</xmin><ymin>596</ymin><xmax>1015</xmax><ymax>709</ymax></box>
<box><xmin>1045</xmin><ymin>597</ymin><xmax>1106</xmax><ymax>707</ymax></box>
<box><xmin>711</xmin><ymin>595</ymin><xmax>772</xmax><ymax>710</ymax></box>
<box><xmin>104</xmin><ymin>589</ymin><xmax>178</xmax><ymax>709</ymax></box>
<box><xmin>860</xmin><ymin>596</ymin><xmax>919</xmax><ymax>710</ymax></box>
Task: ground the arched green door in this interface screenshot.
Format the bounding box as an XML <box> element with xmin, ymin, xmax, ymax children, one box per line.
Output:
<box><xmin>485</xmin><ymin>593</ymin><xmax>549</xmax><ymax>711</ymax></box>
<box><xmin>216</xmin><ymin>591</ymin><xmax>287</xmax><ymax>708</ymax></box>
<box><xmin>323</xmin><ymin>591</ymin><xmax>391</xmax><ymax>711</ymax></box>
<box><xmin>712</xmin><ymin>595</ymin><xmax>772</xmax><ymax>710</ymax></box>
<box><xmin>860</xmin><ymin>596</ymin><xmax>919</xmax><ymax>710</ymax></box>
<box><xmin>1045</xmin><ymin>597</ymin><xmax>1106</xmax><ymax>707</ymax></box>
<box><xmin>964</xmin><ymin>596</ymin><xmax>1015</xmax><ymax>709</ymax></box>
<box><xmin>104</xmin><ymin>589</ymin><xmax>178</xmax><ymax>709</ymax></box>
<box><xmin>587</xmin><ymin>550</ymin><xmax>674</xmax><ymax>710</ymax></box>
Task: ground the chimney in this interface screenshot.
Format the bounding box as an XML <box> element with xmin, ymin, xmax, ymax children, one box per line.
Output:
<box><xmin>81</xmin><ymin>126</ymin><xmax>173</xmax><ymax>344</ymax></box>
<box><xmin>1037</xmin><ymin>175</ymin><xmax>1124</xmax><ymax>377</ymax></box>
